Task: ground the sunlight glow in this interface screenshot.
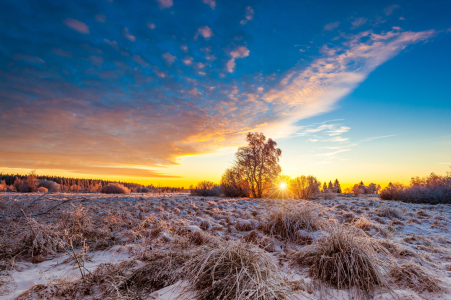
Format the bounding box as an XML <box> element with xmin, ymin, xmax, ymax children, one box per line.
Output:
<box><xmin>279</xmin><ymin>182</ymin><xmax>287</xmax><ymax>189</ymax></box>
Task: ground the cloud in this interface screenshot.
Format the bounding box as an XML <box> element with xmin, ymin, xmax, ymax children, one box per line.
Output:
<box><xmin>104</xmin><ymin>39</ymin><xmax>119</xmax><ymax>51</ymax></box>
<box><xmin>132</xmin><ymin>55</ymin><xmax>148</xmax><ymax>66</ymax></box>
<box><xmin>156</xmin><ymin>0</ymin><xmax>173</xmax><ymax>9</ymax></box>
<box><xmin>324</xmin><ymin>22</ymin><xmax>340</xmax><ymax>31</ymax></box>
<box><xmin>13</xmin><ymin>54</ymin><xmax>45</xmax><ymax>64</ymax></box>
<box><xmin>96</xmin><ymin>14</ymin><xmax>107</xmax><ymax>23</ymax></box>
<box><xmin>360</xmin><ymin>134</ymin><xmax>397</xmax><ymax>142</ymax></box>
<box><xmin>182</xmin><ymin>56</ymin><xmax>193</xmax><ymax>65</ymax></box>
<box><xmin>230</xmin><ymin>46</ymin><xmax>250</xmax><ymax>58</ymax></box>
<box><xmin>226</xmin><ymin>58</ymin><xmax>236</xmax><ymax>73</ymax></box>
<box><xmin>227</xmin><ymin>46</ymin><xmax>250</xmax><ymax>72</ymax></box>
<box><xmin>351</xmin><ymin>17</ymin><xmax>367</xmax><ymax>29</ymax></box>
<box><xmin>162</xmin><ymin>52</ymin><xmax>177</xmax><ymax>65</ymax></box>
<box><xmin>258</xmin><ymin>29</ymin><xmax>435</xmax><ymax>140</ymax></box>
<box><xmin>122</xmin><ymin>28</ymin><xmax>136</xmax><ymax>41</ymax></box>
<box><xmin>384</xmin><ymin>5</ymin><xmax>400</xmax><ymax>16</ymax></box>
<box><xmin>240</xmin><ymin>6</ymin><xmax>254</xmax><ymax>25</ymax></box>
<box><xmin>202</xmin><ymin>0</ymin><xmax>216</xmax><ymax>9</ymax></box>
<box><xmin>64</xmin><ymin>19</ymin><xmax>89</xmax><ymax>34</ymax></box>
<box><xmin>197</xmin><ymin>26</ymin><xmax>213</xmax><ymax>39</ymax></box>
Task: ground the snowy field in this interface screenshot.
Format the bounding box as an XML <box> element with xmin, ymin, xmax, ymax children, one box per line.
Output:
<box><xmin>1</xmin><ymin>193</ymin><xmax>450</xmax><ymax>300</ymax></box>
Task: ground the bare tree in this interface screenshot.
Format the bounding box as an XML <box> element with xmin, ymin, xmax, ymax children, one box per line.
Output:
<box><xmin>234</xmin><ymin>132</ymin><xmax>282</xmax><ymax>198</ymax></box>
<box><xmin>220</xmin><ymin>166</ymin><xmax>250</xmax><ymax>197</ymax></box>
<box><xmin>291</xmin><ymin>175</ymin><xmax>321</xmax><ymax>200</ymax></box>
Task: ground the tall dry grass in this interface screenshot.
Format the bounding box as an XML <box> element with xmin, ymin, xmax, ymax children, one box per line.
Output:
<box><xmin>182</xmin><ymin>241</ymin><xmax>289</xmax><ymax>300</ymax></box>
<box><xmin>290</xmin><ymin>225</ymin><xmax>390</xmax><ymax>295</ymax></box>
<box><xmin>261</xmin><ymin>205</ymin><xmax>323</xmax><ymax>243</ymax></box>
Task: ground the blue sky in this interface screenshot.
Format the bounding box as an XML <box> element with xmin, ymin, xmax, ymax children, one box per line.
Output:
<box><xmin>0</xmin><ymin>0</ymin><xmax>450</xmax><ymax>187</ymax></box>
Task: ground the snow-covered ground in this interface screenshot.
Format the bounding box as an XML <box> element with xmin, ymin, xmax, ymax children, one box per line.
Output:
<box><xmin>1</xmin><ymin>193</ymin><xmax>450</xmax><ymax>299</ymax></box>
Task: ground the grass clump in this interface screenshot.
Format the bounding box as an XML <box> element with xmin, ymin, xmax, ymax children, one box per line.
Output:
<box><xmin>261</xmin><ymin>205</ymin><xmax>322</xmax><ymax>243</ymax></box>
<box><xmin>121</xmin><ymin>250</ymin><xmax>192</xmax><ymax>296</ymax></box>
<box><xmin>183</xmin><ymin>241</ymin><xmax>289</xmax><ymax>300</ymax></box>
<box><xmin>389</xmin><ymin>262</ymin><xmax>443</xmax><ymax>293</ymax></box>
<box><xmin>290</xmin><ymin>225</ymin><xmax>389</xmax><ymax>295</ymax></box>
<box><xmin>375</xmin><ymin>205</ymin><xmax>403</xmax><ymax>219</ymax></box>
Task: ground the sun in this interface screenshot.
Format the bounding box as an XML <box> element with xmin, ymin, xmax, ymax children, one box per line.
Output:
<box><xmin>279</xmin><ymin>182</ymin><xmax>287</xmax><ymax>189</ymax></box>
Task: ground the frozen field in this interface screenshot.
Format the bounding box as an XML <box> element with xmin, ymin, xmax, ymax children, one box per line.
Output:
<box><xmin>1</xmin><ymin>193</ymin><xmax>450</xmax><ymax>300</ymax></box>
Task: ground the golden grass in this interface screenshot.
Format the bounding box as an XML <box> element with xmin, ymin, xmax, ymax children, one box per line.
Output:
<box><xmin>182</xmin><ymin>241</ymin><xmax>289</xmax><ymax>300</ymax></box>
<box><xmin>389</xmin><ymin>262</ymin><xmax>443</xmax><ymax>293</ymax></box>
<box><xmin>290</xmin><ymin>225</ymin><xmax>390</xmax><ymax>295</ymax></box>
<box><xmin>260</xmin><ymin>205</ymin><xmax>323</xmax><ymax>243</ymax></box>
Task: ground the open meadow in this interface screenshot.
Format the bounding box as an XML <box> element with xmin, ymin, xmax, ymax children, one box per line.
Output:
<box><xmin>1</xmin><ymin>192</ymin><xmax>450</xmax><ymax>300</ymax></box>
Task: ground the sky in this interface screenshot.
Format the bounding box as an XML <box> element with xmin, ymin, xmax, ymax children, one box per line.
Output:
<box><xmin>0</xmin><ymin>0</ymin><xmax>450</xmax><ymax>188</ymax></box>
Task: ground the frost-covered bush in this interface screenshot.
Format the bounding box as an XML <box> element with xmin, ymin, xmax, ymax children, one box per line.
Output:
<box><xmin>291</xmin><ymin>175</ymin><xmax>320</xmax><ymax>200</ymax></box>
<box><xmin>0</xmin><ymin>180</ymin><xmax>7</xmax><ymax>192</ymax></box>
<box><xmin>191</xmin><ymin>181</ymin><xmax>221</xmax><ymax>197</ymax></box>
<box><xmin>38</xmin><ymin>180</ymin><xmax>60</xmax><ymax>192</ymax></box>
<box><xmin>37</xmin><ymin>187</ymin><xmax>48</xmax><ymax>193</ymax></box>
<box><xmin>101</xmin><ymin>183</ymin><xmax>130</xmax><ymax>194</ymax></box>
<box><xmin>220</xmin><ymin>167</ymin><xmax>250</xmax><ymax>198</ymax></box>
<box><xmin>380</xmin><ymin>172</ymin><xmax>451</xmax><ymax>204</ymax></box>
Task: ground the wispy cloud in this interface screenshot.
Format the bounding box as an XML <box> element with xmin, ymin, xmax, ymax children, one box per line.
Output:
<box><xmin>351</xmin><ymin>17</ymin><xmax>367</xmax><ymax>29</ymax></box>
<box><xmin>227</xmin><ymin>46</ymin><xmax>250</xmax><ymax>72</ymax></box>
<box><xmin>64</xmin><ymin>19</ymin><xmax>89</xmax><ymax>34</ymax></box>
<box><xmin>202</xmin><ymin>0</ymin><xmax>216</xmax><ymax>9</ymax></box>
<box><xmin>162</xmin><ymin>52</ymin><xmax>177</xmax><ymax>65</ymax></box>
<box><xmin>324</xmin><ymin>22</ymin><xmax>340</xmax><ymax>31</ymax></box>
<box><xmin>360</xmin><ymin>134</ymin><xmax>398</xmax><ymax>142</ymax></box>
<box><xmin>156</xmin><ymin>0</ymin><xmax>173</xmax><ymax>9</ymax></box>
<box><xmin>122</xmin><ymin>28</ymin><xmax>136</xmax><ymax>41</ymax></box>
<box><xmin>197</xmin><ymin>26</ymin><xmax>213</xmax><ymax>39</ymax></box>
<box><xmin>384</xmin><ymin>5</ymin><xmax>400</xmax><ymax>16</ymax></box>
<box><xmin>256</xmin><ymin>29</ymin><xmax>435</xmax><ymax>140</ymax></box>
<box><xmin>240</xmin><ymin>6</ymin><xmax>254</xmax><ymax>25</ymax></box>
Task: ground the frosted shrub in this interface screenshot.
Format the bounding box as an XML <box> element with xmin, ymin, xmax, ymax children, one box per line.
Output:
<box><xmin>100</xmin><ymin>183</ymin><xmax>130</xmax><ymax>194</ymax></box>
<box><xmin>191</xmin><ymin>181</ymin><xmax>221</xmax><ymax>197</ymax></box>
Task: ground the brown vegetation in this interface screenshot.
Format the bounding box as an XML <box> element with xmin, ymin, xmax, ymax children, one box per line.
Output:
<box><xmin>380</xmin><ymin>172</ymin><xmax>451</xmax><ymax>204</ymax></box>
<box><xmin>261</xmin><ymin>205</ymin><xmax>322</xmax><ymax>243</ymax></box>
<box><xmin>100</xmin><ymin>182</ymin><xmax>130</xmax><ymax>194</ymax></box>
<box><xmin>290</xmin><ymin>226</ymin><xmax>389</xmax><ymax>294</ymax></box>
<box><xmin>182</xmin><ymin>241</ymin><xmax>289</xmax><ymax>300</ymax></box>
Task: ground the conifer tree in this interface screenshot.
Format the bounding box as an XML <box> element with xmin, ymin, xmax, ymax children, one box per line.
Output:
<box><xmin>333</xmin><ymin>179</ymin><xmax>342</xmax><ymax>193</ymax></box>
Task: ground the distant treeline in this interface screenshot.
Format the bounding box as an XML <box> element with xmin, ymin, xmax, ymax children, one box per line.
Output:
<box><xmin>0</xmin><ymin>173</ymin><xmax>184</xmax><ymax>193</ymax></box>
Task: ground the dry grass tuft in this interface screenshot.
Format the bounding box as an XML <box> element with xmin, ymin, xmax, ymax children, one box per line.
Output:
<box><xmin>390</xmin><ymin>262</ymin><xmax>443</xmax><ymax>293</ymax></box>
<box><xmin>375</xmin><ymin>206</ymin><xmax>403</xmax><ymax>219</ymax></box>
<box><xmin>261</xmin><ymin>205</ymin><xmax>322</xmax><ymax>243</ymax></box>
<box><xmin>235</xmin><ymin>219</ymin><xmax>258</xmax><ymax>231</ymax></box>
<box><xmin>290</xmin><ymin>225</ymin><xmax>389</xmax><ymax>295</ymax></box>
<box><xmin>17</xmin><ymin>250</ymin><xmax>192</xmax><ymax>300</ymax></box>
<box><xmin>182</xmin><ymin>241</ymin><xmax>289</xmax><ymax>300</ymax></box>
<box><xmin>16</xmin><ymin>260</ymin><xmax>136</xmax><ymax>299</ymax></box>
<box><xmin>188</xmin><ymin>230</ymin><xmax>217</xmax><ymax>246</ymax></box>
<box><xmin>353</xmin><ymin>216</ymin><xmax>388</xmax><ymax>237</ymax></box>
<box><xmin>121</xmin><ymin>250</ymin><xmax>192</xmax><ymax>296</ymax></box>
<box><xmin>322</xmin><ymin>191</ymin><xmax>336</xmax><ymax>200</ymax></box>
